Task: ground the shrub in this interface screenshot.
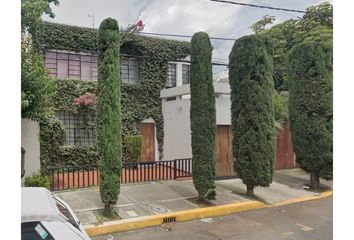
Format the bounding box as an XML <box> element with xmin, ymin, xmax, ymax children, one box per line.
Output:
<box><xmin>125</xmin><ymin>135</ymin><xmax>143</xmax><ymax>163</ymax></box>
<box><xmin>96</xmin><ymin>18</ymin><xmax>122</xmax><ymax>216</ymax></box>
<box><xmin>190</xmin><ymin>32</ymin><xmax>216</xmax><ymax>200</ymax></box>
<box><xmin>229</xmin><ymin>34</ymin><xmax>276</xmax><ymax>196</ymax></box>
<box><xmin>24</xmin><ymin>172</ymin><xmax>50</xmax><ymax>189</ymax></box>
<box><xmin>287</xmin><ymin>41</ymin><xmax>332</xmax><ymax>188</ymax></box>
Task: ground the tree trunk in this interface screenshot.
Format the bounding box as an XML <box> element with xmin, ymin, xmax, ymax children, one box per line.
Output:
<box><xmin>103</xmin><ymin>204</ymin><xmax>111</xmax><ymax>217</ymax></box>
<box><xmin>246</xmin><ymin>185</ymin><xmax>255</xmax><ymax>197</ymax></box>
<box><xmin>310</xmin><ymin>172</ymin><xmax>320</xmax><ymax>190</ymax></box>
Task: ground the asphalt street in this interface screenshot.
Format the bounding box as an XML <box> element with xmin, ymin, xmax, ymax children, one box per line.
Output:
<box><xmin>93</xmin><ymin>196</ymin><xmax>332</xmax><ymax>240</ymax></box>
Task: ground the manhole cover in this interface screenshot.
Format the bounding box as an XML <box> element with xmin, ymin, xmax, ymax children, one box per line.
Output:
<box><xmin>148</xmin><ymin>204</ymin><xmax>168</xmax><ymax>213</ymax></box>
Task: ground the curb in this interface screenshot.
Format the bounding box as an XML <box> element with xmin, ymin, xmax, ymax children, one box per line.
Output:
<box><xmin>85</xmin><ymin>200</ymin><xmax>268</xmax><ymax>237</ymax></box>
<box><xmin>272</xmin><ymin>190</ymin><xmax>333</xmax><ymax>207</ymax></box>
<box><xmin>84</xmin><ymin>190</ymin><xmax>333</xmax><ymax>237</ymax></box>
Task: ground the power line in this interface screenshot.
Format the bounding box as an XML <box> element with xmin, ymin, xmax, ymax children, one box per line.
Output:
<box><xmin>209</xmin><ymin>0</ymin><xmax>306</xmax><ymax>13</ymax></box>
<box><xmin>252</xmin><ymin>0</ymin><xmax>300</xmax><ymax>18</ymax></box>
<box><xmin>138</xmin><ymin>31</ymin><xmax>237</xmax><ymax>41</ymax></box>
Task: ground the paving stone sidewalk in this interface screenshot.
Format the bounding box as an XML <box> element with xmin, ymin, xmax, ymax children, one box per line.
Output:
<box><xmin>54</xmin><ymin>168</ymin><xmax>332</xmax><ymax>226</ymax></box>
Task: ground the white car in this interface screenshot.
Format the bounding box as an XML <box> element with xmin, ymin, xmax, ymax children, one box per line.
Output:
<box><xmin>21</xmin><ymin>187</ymin><xmax>91</xmax><ymax>240</ymax></box>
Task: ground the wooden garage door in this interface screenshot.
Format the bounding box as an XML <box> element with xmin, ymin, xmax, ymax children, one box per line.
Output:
<box><xmin>140</xmin><ymin>123</ymin><xmax>155</xmax><ymax>162</ymax></box>
<box><xmin>215</xmin><ymin>125</ymin><xmax>234</xmax><ymax>177</ymax></box>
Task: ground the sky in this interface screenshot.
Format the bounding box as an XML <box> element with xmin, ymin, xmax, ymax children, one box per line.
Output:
<box><xmin>42</xmin><ymin>0</ymin><xmax>331</xmax><ymax>79</ymax></box>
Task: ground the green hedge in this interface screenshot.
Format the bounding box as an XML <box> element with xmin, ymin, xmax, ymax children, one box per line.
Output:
<box><xmin>34</xmin><ymin>21</ymin><xmax>190</xmax><ymax>168</ymax></box>
<box><xmin>125</xmin><ymin>135</ymin><xmax>143</xmax><ymax>163</ymax></box>
<box><xmin>190</xmin><ymin>32</ymin><xmax>216</xmax><ymax>200</ymax></box>
<box><xmin>97</xmin><ymin>17</ymin><xmax>122</xmax><ymax>211</ymax></box>
<box><xmin>229</xmin><ymin>35</ymin><xmax>276</xmax><ymax>196</ymax></box>
<box><xmin>287</xmin><ymin>42</ymin><xmax>332</xmax><ymax>184</ymax></box>
<box><xmin>24</xmin><ymin>172</ymin><xmax>51</xmax><ymax>189</ymax></box>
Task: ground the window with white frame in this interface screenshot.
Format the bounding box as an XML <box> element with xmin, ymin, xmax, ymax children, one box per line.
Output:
<box><xmin>166</xmin><ymin>63</ymin><xmax>177</xmax><ymax>88</ymax></box>
<box><xmin>182</xmin><ymin>64</ymin><xmax>190</xmax><ymax>85</ymax></box>
<box><xmin>121</xmin><ymin>58</ymin><xmax>139</xmax><ymax>83</ymax></box>
<box><xmin>45</xmin><ymin>51</ymin><xmax>98</xmax><ymax>81</ymax></box>
<box><xmin>55</xmin><ymin>111</ymin><xmax>96</xmax><ymax>146</ymax></box>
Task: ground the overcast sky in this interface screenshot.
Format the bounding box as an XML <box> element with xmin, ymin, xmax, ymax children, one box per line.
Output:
<box><xmin>42</xmin><ymin>0</ymin><xmax>331</xmax><ymax>79</ymax></box>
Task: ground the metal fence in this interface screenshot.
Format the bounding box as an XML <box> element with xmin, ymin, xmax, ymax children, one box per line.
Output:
<box><xmin>47</xmin><ymin>158</ymin><xmax>192</xmax><ymax>191</ymax></box>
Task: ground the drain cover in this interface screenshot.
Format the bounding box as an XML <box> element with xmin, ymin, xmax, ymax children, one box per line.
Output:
<box><xmin>148</xmin><ymin>204</ymin><xmax>168</xmax><ymax>213</ymax></box>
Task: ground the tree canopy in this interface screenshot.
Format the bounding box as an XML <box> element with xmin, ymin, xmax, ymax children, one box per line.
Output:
<box><xmin>250</xmin><ymin>2</ymin><xmax>333</xmax><ymax>91</ymax></box>
<box><xmin>190</xmin><ymin>32</ymin><xmax>216</xmax><ymax>201</ymax></box>
<box><xmin>229</xmin><ymin>35</ymin><xmax>276</xmax><ymax>196</ymax></box>
<box><xmin>287</xmin><ymin>42</ymin><xmax>333</xmax><ymax>187</ymax></box>
<box><xmin>21</xmin><ymin>0</ymin><xmax>58</xmax><ymax>120</ymax></box>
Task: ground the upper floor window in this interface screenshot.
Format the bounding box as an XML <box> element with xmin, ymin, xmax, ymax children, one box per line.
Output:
<box><xmin>182</xmin><ymin>64</ymin><xmax>190</xmax><ymax>85</ymax></box>
<box><xmin>166</xmin><ymin>63</ymin><xmax>177</xmax><ymax>88</ymax></box>
<box><xmin>45</xmin><ymin>51</ymin><xmax>98</xmax><ymax>81</ymax></box>
<box><xmin>121</xmin><ymin>58</ymin><xmax>139</xmax><ymax>83</ymax></box>
<box><xmin>55</xmin><ymin>111</ymin><xmax>96</xmax><ymax>147</ymax></box>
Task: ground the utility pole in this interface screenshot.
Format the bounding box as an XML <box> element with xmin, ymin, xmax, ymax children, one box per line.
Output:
<box><xmin>88</xmin><ymin>14</ymin><xmax>95</xmax><ymax>28</ymax></box>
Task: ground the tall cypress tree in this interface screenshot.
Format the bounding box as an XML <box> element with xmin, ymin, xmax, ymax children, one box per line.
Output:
<box><xmin>97</xmin><ymin>18</ymin><xmax>122</xmax><ymax>215</ymax></box>
<box><xmin>287</xmin><ymin>42</ymin><xmax>332</xmax><ymax>189</ymax></box>
<box><xmin>190</xmin><ymin>32</ymin><xmax>216</xmax><ymax>201</ymax></box>
<box><xmin>229</xmin><ymin>35</ymin><xmax>276</xmax><ymax>196</ymax></box>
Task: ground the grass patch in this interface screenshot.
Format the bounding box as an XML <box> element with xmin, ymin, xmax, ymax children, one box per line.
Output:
<box><xmin>186</xmin><ymin>197</ymin><xmax>215</xmax><ymax>208</ymax></box>
<box><xmin>93</xmin><ymin>208</ymin><xmax>121</xmax><ymax>223</ymax></box>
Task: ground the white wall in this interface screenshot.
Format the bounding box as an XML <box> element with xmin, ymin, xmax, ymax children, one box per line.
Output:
<box><xmin>21</xmin><ymin>119</ymin><xmax>41</xmax><ymax>186</ymax></box>
<box><xmin>162</xmin><ymin>84</ymin><xmax>231</xmax><ymax>160</ymax></box>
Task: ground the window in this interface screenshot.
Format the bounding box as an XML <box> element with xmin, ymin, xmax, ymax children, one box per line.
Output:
<box><xmin>45</xmin><ymin>51</ymin><xmax>98</xmax><ymax>81</ymax></box>
<box><xmin>55</xmin><ymin>111</ymin><xmax>96</xmax><ymax>146</ymax></box>
<box><xmin>166</xmin><ymin>63</ymin><xmax>177</xmax><ymax>88</ymax></box>
<box><xmin>121</xmin><ymin>58</ymin><xmax>139</xmax><ymax>83</ymax></box>
<box><xmin>182</xmin><ymin>64</ymin><xmax>190</xmax><ymax>85</ymax></box>
<box><xmin>22</xmin><ymin>222</ymin><xmax>55</xmax><ymax>240</ymax></box>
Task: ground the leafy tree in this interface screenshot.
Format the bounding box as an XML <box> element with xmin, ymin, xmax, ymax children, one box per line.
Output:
<box><xmin>229</xmin><ymin>35</ymin><xmax>276</xmax><ymax>196</ymax></box>
<box><xmin>21</xmin><ymin>43</ymin><xmax>56</xmax><ymax>120</ymax></box>
<box><xmin>21</xmin><ymin>0</ymin><xmax>59</xmax><ymax>32</ymax></box>
<box><xmin>250</xmin><ymin>15</ymin><xmax>275</xmax><ymax>34</ymax></box>
<box><xmin>21</xmin><ymin>0</ymin><xmax>58</xmax><ymax>120</ymax></box>
<box><xmin>273</xmin><ymin>91</ymin><xmax>289</xmax><ymax>130</ymax></box>
<box><xmin>190</xmin><ymin>32</ymin><xmax>216</xmax><ymax>201</ymax></box>
<box><xmin>287</xmin><ymin>42</ymin><xmax>332</xmax><ymax>189</ymax></box>
<box><xmin>96</xmin><ymin>18</ymin><xmax>122</xmax><ymax>216</ymax></box>
<box><xmin>250</xmin><ymin>2</ymin><xmax>333</xmax><ymax>91</ymax></box>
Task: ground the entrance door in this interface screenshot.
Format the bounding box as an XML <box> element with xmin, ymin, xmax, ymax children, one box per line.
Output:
<box><xmin>140</xmin><ymin>123</ymin><xmax>155</xmax><ymax>162</ymax></box>
<box><xmin>215</xmin><ymin>125</ymin><xmax>234</xmax><ymax>177</ymax></box>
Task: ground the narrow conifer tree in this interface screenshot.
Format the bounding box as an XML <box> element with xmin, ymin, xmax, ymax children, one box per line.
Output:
<box><xmin>190</xmin><ymin>32</ymin><xmax>216</xmax><ymax>200</ymax></box>
<box><xmin>287</xmin><ymin>42</ymin><xmax>333</xmax><ymax>189</ymax></box>
<box><xmin>229</xmin><ymin>35</ymin><xmax>276</xmax><ymax>196</ymax></box>
<box><xmin>97</xmin><ymin>18</ymin><xmax>122</xmax><ymax>215</ymax></box>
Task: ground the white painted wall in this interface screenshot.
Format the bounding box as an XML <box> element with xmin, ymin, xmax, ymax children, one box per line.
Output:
<box><xmin>161</xmin><ymin>82</ymin><xmax>231</xmax><ymax>160</ymax></box>
<box><xmin>21</xmin><ymin>119</ymin><xmax>41</xmax><ymax>186</ymax></box>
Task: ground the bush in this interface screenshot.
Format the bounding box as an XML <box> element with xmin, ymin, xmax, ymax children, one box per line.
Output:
<box><xmin>125</xmin><ymin>135</ymin><xmax>143</xmax><ymax>163</ymax></box>
<box><xmin>97</xmin><ymin>18</ymin><xmax>122</xmax><ymax>215</ymax></box>
<box><xmin>190</xmin><ymin>32</ymin><xmax>216</xmax><ymax>200</ymax></box>
<box><xmin>287</xmin><ymin>42</ymin><xmax>332</xmax><ymax>188</ymax></box>
<box><xmin>229</xmin><ymin>34</ymin><xmax>276</xmax><ymax>196</ymax></box>
<box><xmin>24</xmin><ymin>172</ymin><xmax>50</xmax><ymax>189</ymax></box>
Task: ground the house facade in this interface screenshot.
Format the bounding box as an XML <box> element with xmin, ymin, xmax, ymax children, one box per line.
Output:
<box><xmin>36</xmin><ymin>21</ymin><xmax>295</xmax><ymax>178</ymax></box>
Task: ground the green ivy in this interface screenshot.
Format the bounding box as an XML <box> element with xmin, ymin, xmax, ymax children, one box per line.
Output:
<box><xmin>34</xmin><ymin>21</ymin><xmax>190</xmax><ymax>168</ymax></box>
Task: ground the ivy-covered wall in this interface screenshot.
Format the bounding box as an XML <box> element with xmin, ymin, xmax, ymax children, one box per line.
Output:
<box><xmin>35</xmin><ymin>21</ymin><xmax>190</xmax><ymax>168</ymax></box>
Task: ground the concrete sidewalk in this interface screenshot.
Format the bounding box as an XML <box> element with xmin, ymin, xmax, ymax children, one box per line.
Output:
<box><xmin>54</xmin><ymin>168</ymin><xmax>332</xmax><ymax>226</ymax></box>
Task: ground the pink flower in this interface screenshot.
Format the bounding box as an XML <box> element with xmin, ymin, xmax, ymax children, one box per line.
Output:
<box><xmin>136</xmin><ymin>20</ymin><xmax>143</xmax><ymax>28</ymax></box>
<box><xmin>73</xmin><ymin>92</ymin><xmax>96</xmax><ymax>107</ymax></box>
